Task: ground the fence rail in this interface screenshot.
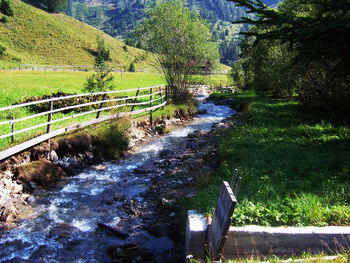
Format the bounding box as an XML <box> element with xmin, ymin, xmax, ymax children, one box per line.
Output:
<box><xmin>18</xmin><ymin>64</ymin><xmax>154</xmax><ymax>73</ymax></box>
<box><xmin>16</xmin><ymin>64</ymin><xmax>228</xmax><ymax>75</ymax></box>
<box><xmin>0</xmin><ymin>85</ymin><xmax>168</xmax><ymax>161</ymax></box>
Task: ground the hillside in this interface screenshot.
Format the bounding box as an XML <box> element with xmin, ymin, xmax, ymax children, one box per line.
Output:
<box><xmin>68</xmin><ymin>0</ymin><xmax>281</xmax><ymax>66</ymax></box>
<box><xmin>0</xmin><ymin>0</ymin><xmax>155</xmax><ymax>69</ymax></box>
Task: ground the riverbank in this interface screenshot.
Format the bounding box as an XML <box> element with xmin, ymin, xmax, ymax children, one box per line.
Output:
<box><xmin>0</xmin><ymin>103</ymin><xmax>197</xmax><ymax>226</ymax></box>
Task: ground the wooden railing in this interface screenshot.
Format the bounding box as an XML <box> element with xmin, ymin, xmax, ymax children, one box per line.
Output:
<box><xmin>0</xmin><ymin>85</ymin><xmax>168</xmax><ymax>161</ymax></box>
<box><xmin>17</xmin><ymin>64</ymin><xmax>154</xmax><ymax>73</ymax></box>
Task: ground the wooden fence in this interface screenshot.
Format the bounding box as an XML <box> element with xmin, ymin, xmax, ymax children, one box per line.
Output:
<box><xmin>18</xmin><ymin>64</ymin><xmax>154</xmax><ymax>73</ymax></box>
<box><xmin>0</xmin><ymin>85</ymin><xmax>168</xmax><ymax>161</ymax></box>
<box><xmin>16</xmin><ymin>64</ymin><xmax>228</xmax><ymax>75</ymax></box>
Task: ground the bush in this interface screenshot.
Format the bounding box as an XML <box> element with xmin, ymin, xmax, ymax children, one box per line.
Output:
<box><xmin>0</xmin><ymin>43</ymin><xmax>6</xmax><ymax>56</ymax></box>
<box><xmin>123</xmin><ymin>45</ymin><xmax>128</xmax><ymax>52</ymax></box>
<box><xmin>0</xmin><ymin>15</ymin><xmax>9</xmax><ymax>23</ymax></box>
<box><xmin>128</xmin><ymin>62</ymin><xmax>135</xmax><ymax>72</ymax></box>
<box><xmin>1</xmin><ymin>0</ymin><xmax>14</xmax><ymax>17</ymax></box>
<box><xmin>92</xmin><ymin>119</ymin><xmax>130</xmax><ymax>160</ymax></box>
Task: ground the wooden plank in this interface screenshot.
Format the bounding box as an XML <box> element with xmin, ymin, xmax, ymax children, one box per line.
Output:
<box><xmin>208</xmin><ymin>181</ymin><xmax>237</xmax><ymax>261</ymax></box>
<box><xmin>0</xmin><ymin>101</ymin><xmax>167</xmax><ymax>161</ymax></box>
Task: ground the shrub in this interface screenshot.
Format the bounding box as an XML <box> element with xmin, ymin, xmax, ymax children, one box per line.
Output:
<box><xmin>128</xmin><ymin>62</ymin><xmax>135</xmax><ymax>72</ymax></box>
<box><xmin>0</xmin><ymin>43</ymin><xmax>6</xmax><ymax>56</ymax></box>
<box><xmin>92</xmin><ymin>119</ymin><xmax>130</xmax><ymax>160</ymax></box>
<box><xmin>1</xmin><ymin>0</ymin><xmax>14</xmax><ymax>17</ymax></box>
<box><xmin>0</xmin><ymin>15</ymin><xmax>9</xmax><ymax>23</ymax></box>
<box><xmin>123</xmin><ymin>45</ymin><xmax>128</xmax><ymax>52</ymax></box>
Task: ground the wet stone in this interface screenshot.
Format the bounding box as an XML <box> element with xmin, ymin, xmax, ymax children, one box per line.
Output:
<box><xmin>49</xmin><ymin>223</ymin><xmax>81</xmax><ymax>238</ymax></box>
<box><xmin>146</xmin><ymin>222</ymin><xmax>169</xmax><ymax>238</ymax></box>
<box><xmin>159</xmin><ymin>149</ymin><xmax>172</xmax><ymax>158</ymax></box>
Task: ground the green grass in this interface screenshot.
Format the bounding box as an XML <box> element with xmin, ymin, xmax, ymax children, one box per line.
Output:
<box><xmin>0</xmin><ymin>0</ymin><xmax>155</xmax><ymax>69</ymax></box>
<box><xmin>0</xmin><ymin>71</ymin><xmax>205</xmax><ymax>151</ymax></box>
<box><xmin>0</xmin><ymin>71</ymin><xmax>166</xmax><ymax>106</ymax></box>
<box><xmin>184</xmin><ymin>91</ymin><xmax>350</xmax><ymax>227</ymax></box>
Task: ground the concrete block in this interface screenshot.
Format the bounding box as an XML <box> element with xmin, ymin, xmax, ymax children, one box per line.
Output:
<box><xmin>222</xmin><ymin>225</ymin><xmax>350</xmax><ymax>259</ymax></box>
<box><xmin>185</xmin><ymin>210</ymin><xmax>208</xmax><ymax>259</ymax></box>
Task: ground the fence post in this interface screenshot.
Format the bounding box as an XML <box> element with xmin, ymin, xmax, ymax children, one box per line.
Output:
<box><xmin>11</xmin><ymin>116</ymin><xmax>15</xmax><ymax>142</ymax></box>
<box><xmin>165</xmin><ymin>86</ymin><xmax>169</xmax><ymax>102</ymax></box>
<box><xmin>96</xmin><ymin>93</ymin><xmax>107</xmax><ymax>119</ymax></box>
<box><xmin>160</xmin><ymin>86</ymin><xmax>164</xmax><ymax>110</ymax></box>
<box><xmin>47</xmin><ymin>100</ymin><xmax>53</xmax><ymax>147</ymax></box>
<box><xmin>131</xmin><ymin>88</ymin><xmax>140</xmax><ymax>112</ymax></box>
<box><xmin>150</xmin><ymin>87</ymin><xmax>153</xmax><ymax>128</ymax></box>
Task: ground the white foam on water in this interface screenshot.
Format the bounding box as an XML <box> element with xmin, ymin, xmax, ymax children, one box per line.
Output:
<box><xmin>48</xmin><ymin>204</ymin><xmax>64</xmax><ymax>223</ymax></box>
<box><xmin>61</xmin><ymin>183</ymin><xmax>79</xmax><ymax>193</ymax></box>
<box><xmin>71</xmin><ymin>219</ymin><xmax>94</xmax><ymax>232</ymax></box>
<box><xmin>89</xmin><ymin>187</ymin><xmax>104</xmax><ymax>196</ymax></box>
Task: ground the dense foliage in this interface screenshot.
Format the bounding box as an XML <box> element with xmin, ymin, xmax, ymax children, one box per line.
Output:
<box><xmin>229</xmin><ymin>0</ymin><xmax>350</xmax><ymax>112</ymax></box>
<box><xmin>0</xmin><ymin>0</ymin><xmax>14</xmax><ymax>16</ymax></box>
<box><xmin>137</xmin><ymin>0</ymin><xmax>219</xmax><ymax>103</ymax></box>
<box><xmin>27</xmin><ymin>0</ymin><xmax>67</xmax><ymax>12</ymax></box>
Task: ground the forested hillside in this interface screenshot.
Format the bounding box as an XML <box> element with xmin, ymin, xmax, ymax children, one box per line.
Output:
<box><xmin>67</xmin><ymin>0</ymin><xmax>279</xmax><ymax>65</ymax></box>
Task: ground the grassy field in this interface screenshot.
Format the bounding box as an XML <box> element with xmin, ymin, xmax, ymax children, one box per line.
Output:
<box><xmin>184</xmin><ymin>91</ymin><xmax>350</xmax><ymax>227</ymax></box>
<box><xmin>0</xmin><ymin>71</ymin><xmax>219</xmax><ymax>151</ymax></box>
<box><xmin>0</xmin><ymin>0</ymin><xmax>155</xmax><ymax>69</ymax></box>
<box><xmin>0</xmin><ymin>71</ymin><xmax>166</xmax><ymax>106</ymax></box>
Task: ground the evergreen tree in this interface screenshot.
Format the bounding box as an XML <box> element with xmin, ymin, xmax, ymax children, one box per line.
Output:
<box><xmin>0</xmin><ymin>0</ymin><xmax>14</xmax><ymax>17</ymax></box>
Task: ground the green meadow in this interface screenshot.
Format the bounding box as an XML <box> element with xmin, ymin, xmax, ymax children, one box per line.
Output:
<box><xmin>183</xmin><ymin>91</ymin><xmax>350</xmax><ymax>227</ymax></box>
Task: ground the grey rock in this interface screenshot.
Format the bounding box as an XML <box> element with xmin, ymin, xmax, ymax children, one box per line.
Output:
<box><xmin>114</xmin><ymin>193</ymin><xmax>126</xmax><ymax>202</ymax></box>
<box><xmin>68</xmin><ymin>157</ymin><xmax>79</xmax><ymax>167</ymax></box>
<box><xmin>27</xmin><ymin>181</ymin><xmax>38</xmax><ymax>191</ymax></box>
<box><xmin>197</xmin><ymin>109</ymin><xmax>207</xmax><ymax>115</ymax></box>
<box><xmin>134</xmin><ymin>168</ymin><xmax>154</xmax><ymax>174</ymax></box>
<box><xmin>25</xmin><ymin>195</ymin><xmax>36</xmax><ymax>204</ymax></box>
<box><xmin>50</xmin><ymin>150</ymin><xmax>59</xmax><ymax>162</ymax></box>
<box><xmin>49</xmin><ymin>223</ymin><xmax>80</xmax><ymax>238</ymax></box>
<box><xmin>58</xmin><ymin>160</ymin><xmax>70</xmax><ymax>168</ymax></box>
<box><xmin>147</xmin><ymin>222</ymin><xmax>168</xmax><ymax>237</ymax></box>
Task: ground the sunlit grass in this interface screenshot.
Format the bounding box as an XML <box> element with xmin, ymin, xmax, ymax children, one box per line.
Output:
<box><xmin>183</xmin><ymin>91</ymin><xmax>350</xmax><ymax>227</ymax></box>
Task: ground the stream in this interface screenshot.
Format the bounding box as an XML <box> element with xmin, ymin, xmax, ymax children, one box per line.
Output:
<box><xmin>0</xmin><ymin>91</ymin><xmax>234</xmax><ymax>263</ymax></box>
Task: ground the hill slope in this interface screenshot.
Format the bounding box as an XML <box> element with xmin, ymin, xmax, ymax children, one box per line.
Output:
<box><xmin>68</xmin><ymin>0</ymin><xmax>281</xmax><ymax>65</ymax></box>
<box><xmin>0</xmin><ymin>0</ymin><xmax>155</xmax><ymax>69</ymax></box>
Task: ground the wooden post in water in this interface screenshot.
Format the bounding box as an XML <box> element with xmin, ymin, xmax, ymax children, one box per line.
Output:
<box><xmin>96</xmin><ymin>93</ymin><xmax>107</xmax><ymax>119</ymax></box>
<box><xmin>150</xmin><ymin>87</ymin><xmax>153</xmax><ymax>128</ymax></box>
<box><xmin>11</xmin><ymin>116</ymin><xmax>15</xmax><ymax>142</ymax></box>
<box><xmin>131</xmin><ymin>88</ymin><xmax>140</xmax><ymax>112</ymax></box>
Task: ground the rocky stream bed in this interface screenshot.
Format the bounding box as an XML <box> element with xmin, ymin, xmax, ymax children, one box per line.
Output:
<box><xmin>0</xmin><ymin>93</ymin><xmax>238</xmax><ymax>263</ymax></box>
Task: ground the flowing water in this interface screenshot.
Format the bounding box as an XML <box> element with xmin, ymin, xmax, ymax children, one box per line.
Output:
<box><xmin>0</xmin><ymin>91</ymin><xmax>235</xmax><ymax>263</ymax></box>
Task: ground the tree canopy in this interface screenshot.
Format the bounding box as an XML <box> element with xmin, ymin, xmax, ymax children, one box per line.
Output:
<box><xmin>137</xmin><ymin>0</ymin><xmax>219</xmax><ymax>103</ymax></box>
<box><xmin>27</xmin><ymin>0</ymin><xmax>67</xmax><ymax>13</ymax></box>
<box><xmin>228</xmin><ymin>0</ymin><xmax>350</xmax><ymax>111</ymax></box>
<box><xmin>229</xmin><ymin>0</ymin><xmax>350</xmax><ymax>76</ymax></box>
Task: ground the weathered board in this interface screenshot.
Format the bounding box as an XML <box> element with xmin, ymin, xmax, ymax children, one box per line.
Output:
<box><xmin>207</xmin><ymin>181</ymin><xmax>237</xmax><ymax>261</ymax></box>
